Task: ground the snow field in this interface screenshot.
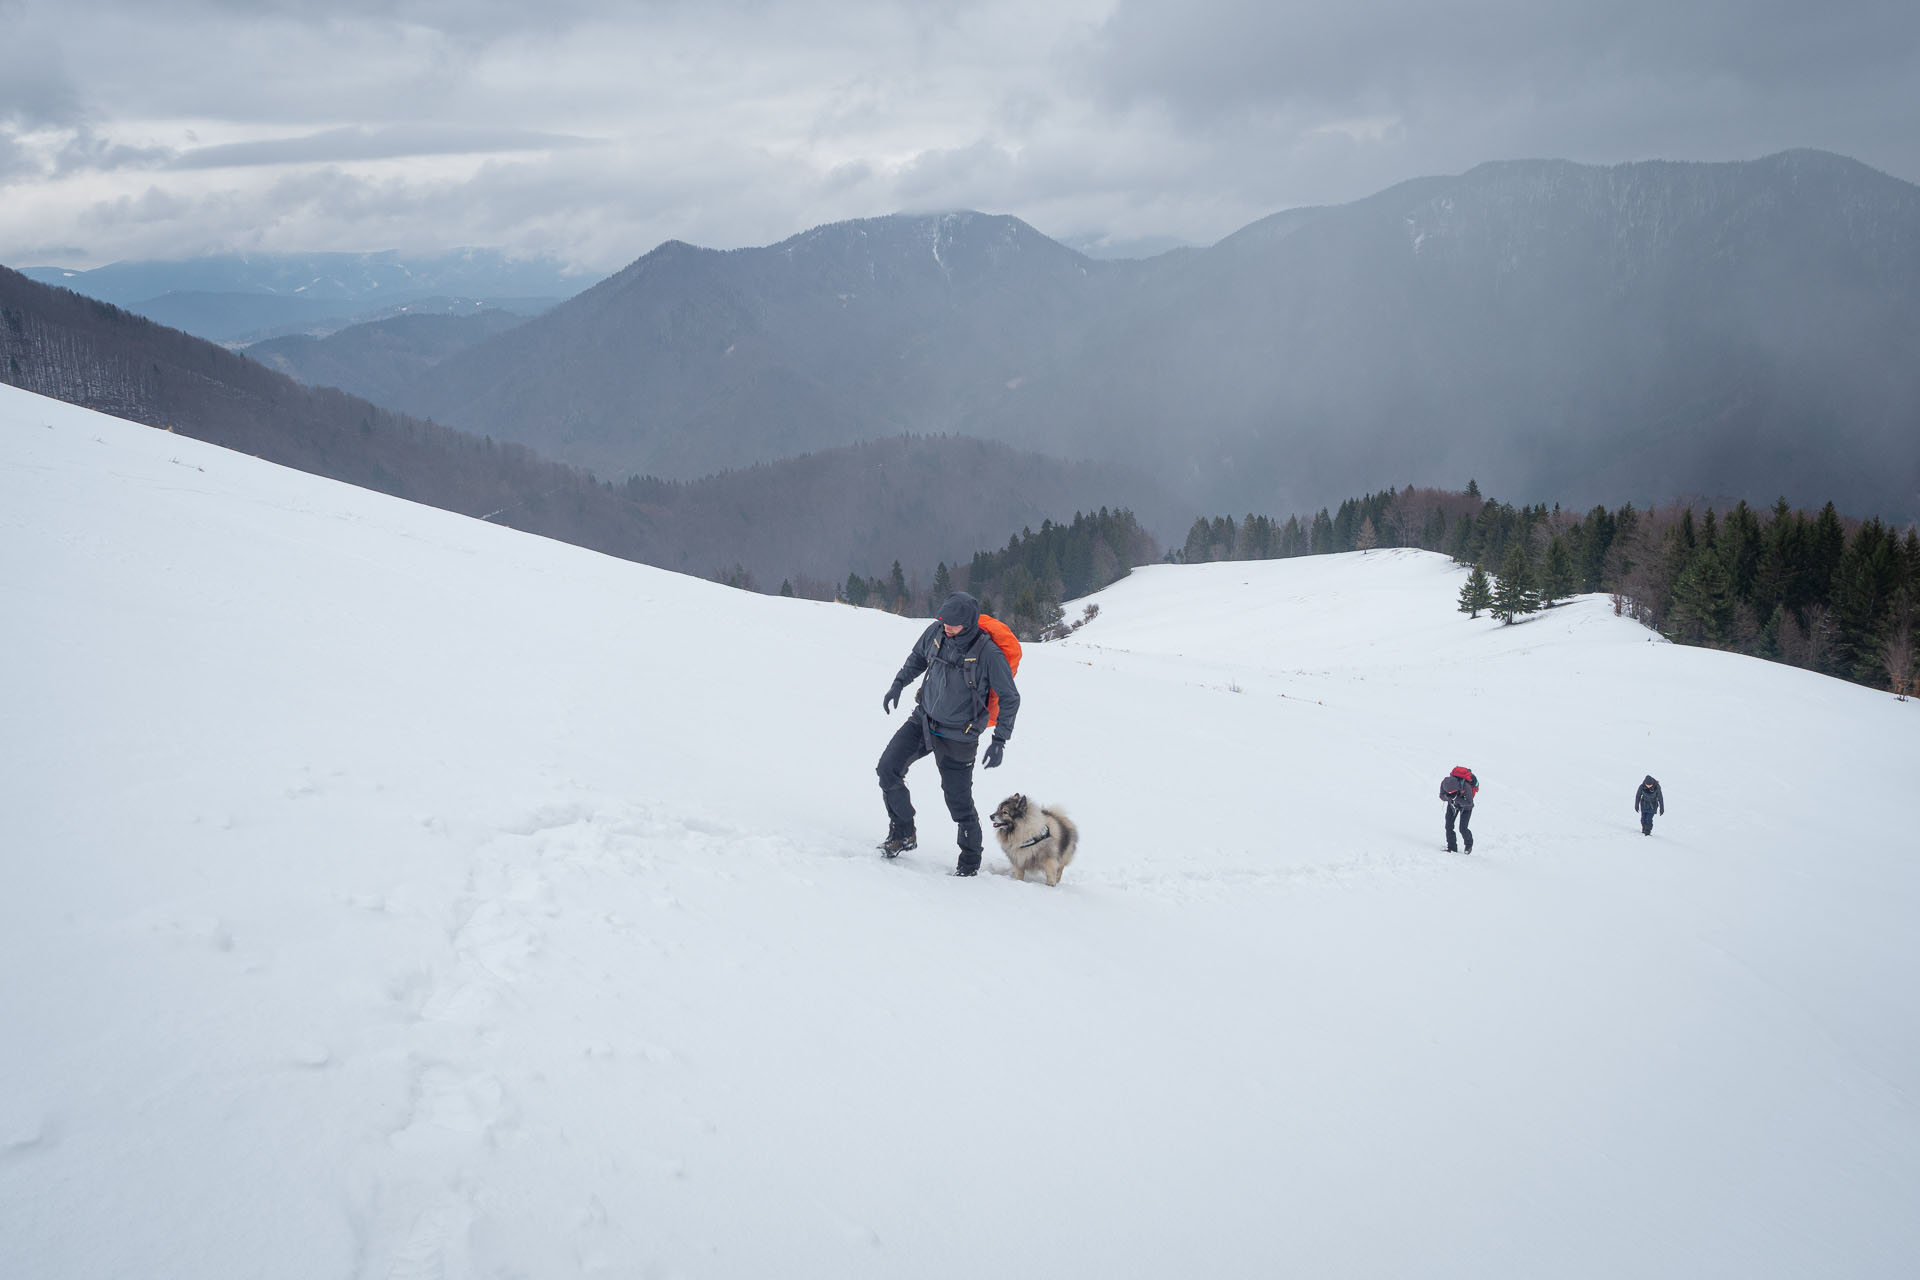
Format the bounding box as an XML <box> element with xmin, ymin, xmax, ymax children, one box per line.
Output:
<box><xmin>3</xmin><ymin>382</ymin><xmax>1917</xmax><ymax>1278</ymax></box>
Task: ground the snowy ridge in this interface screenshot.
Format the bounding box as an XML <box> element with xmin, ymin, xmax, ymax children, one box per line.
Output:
<box><xmin>2</xmin><ymin>383</ymin><xmax>1917</xmax><ymax>1278</ymax></box>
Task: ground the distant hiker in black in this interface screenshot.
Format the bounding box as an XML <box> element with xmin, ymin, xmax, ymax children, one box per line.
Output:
<box><xmin>1440</xmin><ymin>766</ymin><xmax>1478</xmax><ymax>854</ymax></box>
<box><xmin>878</xmin><ymin>591</ymin><xmax>1020</xmax><ymax>876</ymax></box>
<box><xmin>1635</xmin><ymin>775</ymin><xmax>1665</xmax><ymax>836</ymax></box>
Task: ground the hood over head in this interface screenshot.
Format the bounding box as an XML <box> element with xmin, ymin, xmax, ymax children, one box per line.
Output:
<box><xmin>936</xmin><ymin>592</ymin><xmax>980</xmax><ymax>631</ymax></box>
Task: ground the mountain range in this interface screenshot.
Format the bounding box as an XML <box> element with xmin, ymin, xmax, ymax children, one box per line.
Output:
<box><xmin>19</xmin><ymin>249</ymin><xmax>590</xmax><ymax>344</ymax></box>
<box><xmin>0</xmin><ymin>265</ymin><xmax>1172</xmax><ymax>583</ymax></box>
<box><xmin>337</xmin><ymin>150</ymin><xmax>1918</xmax><ymax>525</ymax></box>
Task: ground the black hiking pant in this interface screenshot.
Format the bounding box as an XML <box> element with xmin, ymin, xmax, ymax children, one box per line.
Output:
<box><xmin>878</xmin><ymin>713</ymin><xmax>983</xmax><ymax>870</ymax></box>
<box><xmin>1639</xmin><ymin>805</ymin><xmax>1656</xmax><ymax>835</ymax></box>
<box><xmin>1446</xmin><ymin>801</ymin><xmax>1474</xmax><ymax>853</ymax></box>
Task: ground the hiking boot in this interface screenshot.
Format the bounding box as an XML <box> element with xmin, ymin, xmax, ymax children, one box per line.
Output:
<box><xmin>953</xmin><ymin>851</ymin><xmax>981</xmax><ymax>877</ymax></box>
<box><xmin>951</xmin><ymin>864</ymin><xmax>979</xmax><ymax>877</ymax></box>
<box><xmin>880</xmin><ymin>832</ymin><xmax>917</xmax><ymax>858</ymax></box>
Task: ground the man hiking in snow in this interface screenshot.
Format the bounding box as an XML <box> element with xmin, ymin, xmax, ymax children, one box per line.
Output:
<box><xmin>1440</xmin><ymin>766</ymin><xmax>1478</xmax><ymax>854</ymax></box>
<box><xmin>1634</xmin><ymin>775</ymin><xmax>1665</xmax><ymax>836</ymax></box>
<box><xmin>877</xmin><ymin>591</ymin><xmax>1019</xmax><ymax>877</ymax></box>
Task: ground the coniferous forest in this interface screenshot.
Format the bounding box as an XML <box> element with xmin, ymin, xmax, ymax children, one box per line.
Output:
<box><xmin>1175</xmin><ymin>485</ymin><xmax>1919</xmax><ymax>697</ymax></box>
<box><xmin>835</xmin><ymin>508</ymin><xmax>1158</xmax><ymax>640</ymax></box>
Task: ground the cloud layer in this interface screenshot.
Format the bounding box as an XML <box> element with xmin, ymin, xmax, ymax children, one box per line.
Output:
<box><xmin>3</xmin><ymin>0</ymin><xmax>1916</xmax><ymax>270</ymax></box>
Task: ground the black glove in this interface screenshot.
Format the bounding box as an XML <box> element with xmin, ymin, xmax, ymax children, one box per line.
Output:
<box><xmin>883</xmin><ymin>680</ymin><xmax>905</xmax><ymax>713</ymax></box>
<box><xmin>983</xmin><ymin>739</ymin><xmax>1006</xmax><ymax>769</ymax></box>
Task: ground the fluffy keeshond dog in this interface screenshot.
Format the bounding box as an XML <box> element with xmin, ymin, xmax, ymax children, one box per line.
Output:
<box><xmin>989</xmin><ymin>794</ymin><xmax>1079</xmax><ymax>886</ymax></box>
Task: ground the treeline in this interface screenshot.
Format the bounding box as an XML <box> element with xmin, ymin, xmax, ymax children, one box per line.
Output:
<box><xmin>1177</xmin><ymin>486</ymin><xmax>1490</xmax><ymax>563</ymax></box>
<box><xmin>835</xmin><ymin>508</ymin><xmax>1159</xmax><ymax>640</ymax></box>
<box><xmin>1178</xmin><ymin>482</ymin><xmax>1920</xmax><ymax>696</ymax></box>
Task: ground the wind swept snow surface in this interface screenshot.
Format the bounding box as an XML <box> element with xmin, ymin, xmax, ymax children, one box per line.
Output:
<box><xmin>4</xmin><ymin>382</ymin><xmax>1918</xmax><ymax>1278</ymax></box>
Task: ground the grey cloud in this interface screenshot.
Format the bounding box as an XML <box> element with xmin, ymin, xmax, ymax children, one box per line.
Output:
<box><xmin>893</xmin><ymin>140</ymin><xmax>1019</xmax><ymax>204</ymax></box>
<box><xmin>0</xmin><ymin>131</ymin><xmax>34</xmax><ymax>186</ymax></box>
<box><xmin>73</xmin><ymin>0</ymin><xmax>770</xmax><ymax>48</ymax></box>
<box><xmin>52</xmin><ymin>138</ymin><xmax>809</xmax><ymax>270</ymax></box>
<box><xmin>0</xmin><ymin>34</ymin><xmax>84</xmax><ymax>128</ymax></box>
<box><xmin>5</xmin><ymin>0</ymin><xmax>1915</xmax><ymax>269</ymax></box>
<box><xmin>171</xmin><ymin>125</ymin><xmax>597</xmax><ymax>170</ymax></box>
<box><xmin>56</xmin><ymin>127</ymin><xmax>173</xmax><ymax>176</ymax></box>
<box><xmin>1070</xmin><ymin>0</ymin><xmax>1920</xmax><ymax>215</ymax></box>
<box><xmin>1084</xmin><ymin>0</ymin><xmax>1920</xmax><ymax>118</ymax></box>
<box><xmin>820</xmin><ymin>160</ymin><xmax>875</xmax><ymax>194</ymax></box>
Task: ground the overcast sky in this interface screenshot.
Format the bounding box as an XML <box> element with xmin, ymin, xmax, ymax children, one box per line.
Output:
<box><xmin>3</xmin><ymin>0</ymin><xmax>1917</xmax><ymax>271</ymax></box>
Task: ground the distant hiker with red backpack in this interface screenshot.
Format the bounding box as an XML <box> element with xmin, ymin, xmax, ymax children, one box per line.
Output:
<box><xmin>1440</xmin><ymin>766</ymin><xmax>1478</xmax><ymax>854</ymax></box>
<box><xmin>878</xmin><ymin>591</ymin><xmax>1021</xmax><ymax>876</ymax></box>
<box><xmin>1634</xmin><ymin>775</ymin><xmax>1665</xmax><ymax>836</ymax></box>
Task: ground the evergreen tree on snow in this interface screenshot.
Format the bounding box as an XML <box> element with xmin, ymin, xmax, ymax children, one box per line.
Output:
<box><xmin>1183</xmin><ymin>517</ymin><xmax>1213</xmax><ymax>564</ymax></box>
<box><xmin>1458</xmin><ymin>565</ymin><xmax>1494</xmax><ymax>618</ymax></box>
<box><xmin>930</xmin><ymin>561</ymin><xmax>951</xmax><ymax>610</ymax></box>
<box><xmin>1541</xmin><ymin>534</ymin><xmax>1576</xmax><ymax>604</ymax></box>
<box><xmin>1309</xmin><ymin>508</ymin><xmax>1334</xmax><ymax>555</ymax></box>
<box><xmin>1493</xmin><ymin>541</ymin><xmax>1539</xmax><ymax>624</ymax></box>
<box><xmin>1669</xmin><ymin>545</ymin><xmax>1735</xmax><ymax>644</ymax></box>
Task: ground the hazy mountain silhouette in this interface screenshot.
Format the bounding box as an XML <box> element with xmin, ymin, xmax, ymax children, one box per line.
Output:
<box><xmin>393</xmin><ymin>212</ymin><xmax>1132</xmax><ymax>480</ymax></box>
<box><xmin>391</xmin><ymin>152</ymin><xmax>1920</xmax><ymax>524</ymax></box>
<box><xmin>19</xmin><ymin>250</ymin><xmax>590</xmax><ymax>343</ymax></box>
<box><xmin>0</xmin><ymin>266</ymin><xmax>1173</xmax><ymax>583</ymax></box>
<box><xmin>246</xmin><ymin>310</ymin><xmax>531</xmax><ymax>409</ymax></box>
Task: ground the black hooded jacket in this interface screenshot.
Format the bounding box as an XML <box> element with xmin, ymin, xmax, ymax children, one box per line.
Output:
<box><xmin>891</xmin><ymin>592</ymin><xmax>1020</xmax><ymax>743</ymax></box>
<box><xmin>1635</xmin><ymin>776</ymin><xmax>1665</xmax><ymax>815</ymax></box>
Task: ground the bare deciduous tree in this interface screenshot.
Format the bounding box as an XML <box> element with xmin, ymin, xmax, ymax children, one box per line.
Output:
<box><xmin>1884</xmin><ymin>623</ymin><xmax>1914</xmax><ymax>699</ymax></box>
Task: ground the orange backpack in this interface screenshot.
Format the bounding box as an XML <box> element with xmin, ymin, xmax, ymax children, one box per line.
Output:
<box><xmin>977</xmin><ymin>614</ymin><xmax>1022</xmax><ymax>727</ymax></box>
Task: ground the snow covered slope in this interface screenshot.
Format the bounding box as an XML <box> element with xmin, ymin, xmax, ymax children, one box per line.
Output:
<box><xmin>3</xmin><ymin>382</ymin><xmax>1916</xmax><ymax>1278</ymax></box>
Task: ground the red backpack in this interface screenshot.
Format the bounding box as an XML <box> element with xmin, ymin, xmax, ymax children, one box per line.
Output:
<box><xmin>977</xmin><ymin>614</ymin><xmax>1022</xmax><ymax>727</ymax></box>
<box><xmin>1440</xmin><ymin>766</ymin><xmax>1479</xmax><ymax>803</ymax></box>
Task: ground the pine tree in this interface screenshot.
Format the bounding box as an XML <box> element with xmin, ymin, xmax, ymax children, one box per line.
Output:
<box><xmin>1830</xmin><ymin>519</ymin><xmax>1896</xmax><ymax>679</ymax></box>
<box><xmin>1182</xmin><ymin>517</ymin><xmax>1212</xmax><ymax>564</ymax></box>
<box><xmin>1578</xmin><ymin>504</ymin><xmax>1614</xmax><ymax>591</ymax></box>
<box><xmin>1332</xmin><ymin>500</ymin><xmax>1357</xmax><ymax>551</ymax></box>
<box><xmin>1809</xmin><ymin>501</ymin><xmax>1846</xmax><ymax>600</ymax></box>
<box><xmin>1493</xmin><ymin>541</ymin><xmax>1539</xmax><ymax>624</ymax></box>
<box><xmin>1458</xmin><ymin>565</ymin><xmax>1493</xmax><ymax>618</ymax></box>
<box><xmin>845</xmin><ymin>572</ymin><xmax>870</xmax><ymax>607</ymax></box>
<box><xmin>1446</xmin><ymin>514</ymin><xmax>1473</xmax><ymax>562</ymax></box>
<box><xmin>1751</xmin><ymin>498</ymin><xmax>1804</xmax><ymax>617</ymax></box>
<box><xmin>1309</xmin><ymin>508</ymin><xmax>1334</xmax><ymax>554</ymax></box>
<box><xmin>930</xmin><ymin>561</ymin><xmax>951</xmax><ymax>607</ymax></box>
<box><xmin>1723</xmin><ymin>500</ymin><xmax>1763</xmax><ymax>602</ymax></box>
<box><xmin>780</xmin><ymin>579</ymin><xmax>794</xmax><ymax>597</ymax></box>
<box><xmin>888</xmin><ymin>560</ymin><xmax>907</xmax><ymax>609</ymax></box>
<box><xmin>1669</xmin><ymin>545</ymin><xmax>1735</xmax><ymax>644</ymax></box>
<box><xmin>1466</xmin><ymin>478</ymin><xmax>1481</xmax><ymax>498</ymax></box>
<box><xmin>1541</xmin><ymin>534</ymin><xmax>1575</xmax><ymax>605</ymax></box>
<box><xmin>1355</xmin><ymin>515</ymin><xmax>1379</xmax><ymax>550</ymax></box>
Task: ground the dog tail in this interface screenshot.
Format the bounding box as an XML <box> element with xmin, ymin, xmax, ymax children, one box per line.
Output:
<box><xmin>1044</xmin><ymin>808</ymin><xmax>1077</xmax><ymax>861</ymax></box>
